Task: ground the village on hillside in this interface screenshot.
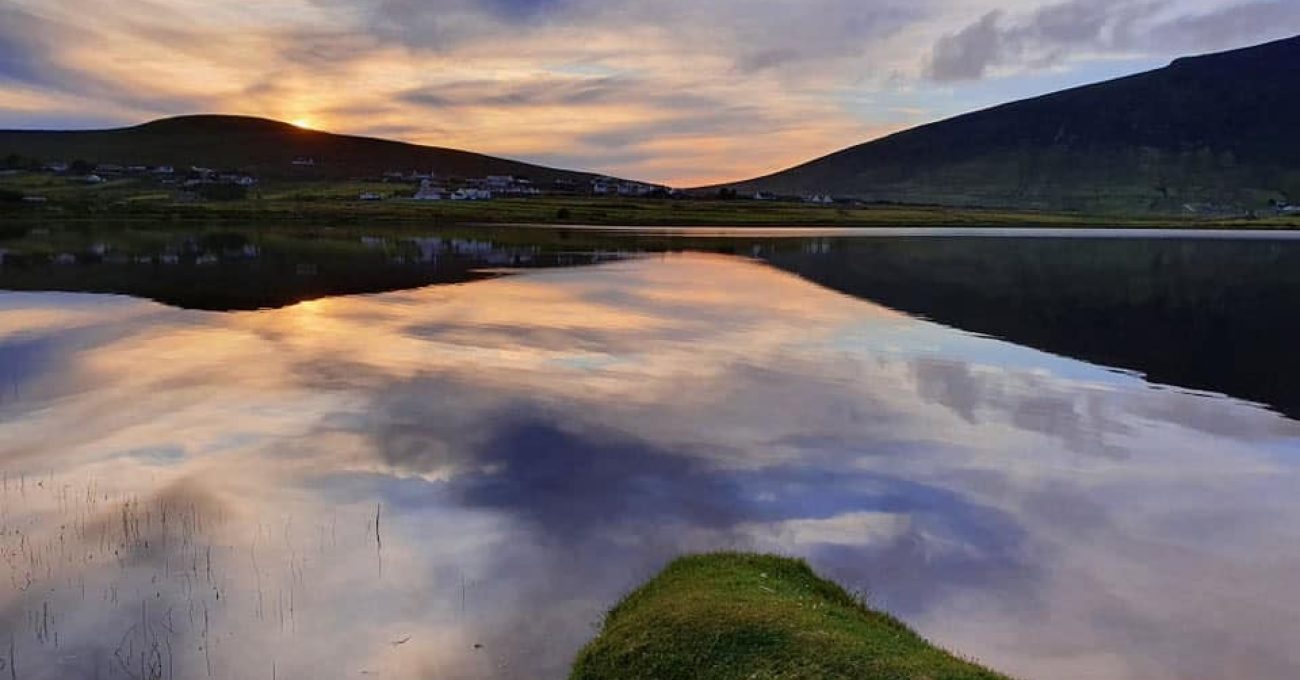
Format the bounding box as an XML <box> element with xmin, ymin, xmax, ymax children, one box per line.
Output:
<box><xmin>1</xmin><ymin>152</ymin><xmax>859</xmax><ymax>207</ymax></box>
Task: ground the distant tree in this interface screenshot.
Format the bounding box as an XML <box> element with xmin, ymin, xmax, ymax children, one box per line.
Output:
<box><xmin>0</xmin><ymin>188</ymin><xmax>24</xmax><ymax>203</ymax></box>
<box><xmin>556</xmin><ymin>207</ymin><xmax>572</xmax><ymax>220</ymax></box>
<box><xmin>2</xmin><ymin>154</ymin><xmax>26</xmax><ymax>169</ymax></box>
<box><xmin>717</xmin><ymin>188</ymin><xmax>738</xmax><ymax>200</ymax></box>
<box><xmin>69</xmin><ymin>159</ymin><xmax>94</xmax><ymax>175</ymax></box>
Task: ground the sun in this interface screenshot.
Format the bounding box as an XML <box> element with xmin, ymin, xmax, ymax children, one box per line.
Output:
<box><xmin>290</xmin><ymin>118</ymin><xmax>315</xmax><ymax>130</ymax></box>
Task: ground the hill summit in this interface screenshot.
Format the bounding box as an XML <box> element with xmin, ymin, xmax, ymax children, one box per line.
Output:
<box><xmin>0</xmin><ymin>114</ymin><xmax>603</xmax><ymax>185</ymax></box>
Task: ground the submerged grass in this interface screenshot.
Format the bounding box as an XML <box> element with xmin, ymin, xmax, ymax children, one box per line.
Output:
<box><xmin>571</xmin><ymin>553</ymin><xmax>1010</xmax><ymax>680</ymax></box>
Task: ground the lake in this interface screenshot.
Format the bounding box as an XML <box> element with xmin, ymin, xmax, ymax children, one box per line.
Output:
<box><xmin>1</xmin><ymin>226</ymin><xmax>1299</xmax><ymax>679</ymax></box>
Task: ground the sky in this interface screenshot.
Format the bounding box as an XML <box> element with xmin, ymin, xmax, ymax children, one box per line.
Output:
<box><xmin>1</xmin><ymin>0</ymin><xmax>1297</xmax><ymax>186</ymax></box>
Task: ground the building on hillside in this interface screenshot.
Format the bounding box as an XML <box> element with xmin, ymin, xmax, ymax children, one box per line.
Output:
<box><xmin>291</xmin><ymin>157</ymin><xmax>316</xmax><ymax>166</ymax></box>
<box><xmin>617</xmin><ymin>181</ymin><xmax>656</xmax><ymax>197</ymax></box>
<box><xmin>484</xmin><ymin>175</ymin><xmax>515</xmax><ymax>190</ymax></box>
<box><xmin>753</xmin><ymin>191</ymin><xmax>777</xmax><ymax>201</ymax></box>
<box><xmin>804</xmin><ymin>194</ymin><xmax>834</xmax><ymax>205</ymax></box>
<box><xmin>413</xmin><ymin>179</ymin><xmax>445</xmax><ymax>201</ymax></box>
<box><xmin>219</xmin><ymin>174</ymin><xmax>258</xmax><ymax>186</ymax></box>
<box><xmin>451</xmin><ymin>188</ymin><xmax>492</xmax><ymax>201</ymax></box>
<box><xmin>153</xmin><ymin>166</ymin><xmax>175</xmax><ymax>175</ymax></box>
<box><xmin>359</xmin><ymin>192</ymin><xmax>383</xmax><ymax>201</ymax></box>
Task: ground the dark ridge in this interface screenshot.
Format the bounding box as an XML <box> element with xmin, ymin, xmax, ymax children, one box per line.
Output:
<box><xmin>715</xmin><ymin>36</ymin><xmax>1300</xmax><ymax>212</ymax></box>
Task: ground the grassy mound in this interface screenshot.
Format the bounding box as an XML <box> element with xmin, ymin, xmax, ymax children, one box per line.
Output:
<box><xmin>571</xmin><ymin>553</ymin><xmax>1010</xmax><ymax>680</ymax></box>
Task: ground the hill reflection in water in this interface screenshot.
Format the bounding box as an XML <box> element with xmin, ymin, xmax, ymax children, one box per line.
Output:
<box><xmin>1</xmin><ymin>254</ymin><xmax>1299</xmax><ymax>679</ymax></box>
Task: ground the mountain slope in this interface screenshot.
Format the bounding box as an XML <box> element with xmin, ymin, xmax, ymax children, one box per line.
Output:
<box><xmin>0</xmin><ymin>115</ymin><xmax>605</xmax><ymax>184</ymax></box>
<box><xmin>721</xmin><ymin>36</ymin><xmax>1300</xmax><ymax>212</ymax></box>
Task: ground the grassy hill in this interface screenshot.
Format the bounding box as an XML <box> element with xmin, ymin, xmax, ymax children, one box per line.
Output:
<box><xmin>718</xmin><ymin>36</ymin><xmax>1300</xmax><ymax>213</ymax></box>
<box><xmin>0</xmin><ymin>115</ymin><xmax>606</xmax><ymax>184</ymax></box>
<box><xmin>571</xmin><ymin>553</ymin><xmax>1009</xmax><ymax>680</ymax></box>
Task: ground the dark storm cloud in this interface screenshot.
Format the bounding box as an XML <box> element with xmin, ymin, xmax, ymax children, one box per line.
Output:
<box><xmin>927</xmin><ymin>0</ymin><xmax>1300</xmax><ymax>82</ymax></box>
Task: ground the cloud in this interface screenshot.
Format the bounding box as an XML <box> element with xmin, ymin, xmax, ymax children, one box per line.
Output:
<box><xmin>928</xmin><ymin>10</ymin><xmax>1006</xmax><ymax>82</ymax></box>
<box><xmin>927</xmin><ymin>0</ymin><xmax>1300</xmax><ymax>82</ymax></box>
<box><xmin>397</xmin><ymin>75</ymin><xmax>638</xmax><ymax>109</ymax></box>
<box><xmin>2</xmin><ymin>0</ymin><xmax>1298</xmax><ymax>183</ymax></box>
<box><xmin>1148</xmin><ymin>0</ymin><xmax>1300</xmax><ymax>52</ymax></box>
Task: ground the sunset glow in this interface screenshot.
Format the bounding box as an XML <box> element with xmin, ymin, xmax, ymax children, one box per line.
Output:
<box><xmin>0</xmin><ymin>1</ymin><xmax>1297</xmax><ymax>185</ymax></box>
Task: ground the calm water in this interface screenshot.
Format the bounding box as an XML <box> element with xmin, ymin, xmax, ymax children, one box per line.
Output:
<box><xmin>1</xmin><ymin>228</ymin><xmax>1299</xmax><ymax>679</ymax></box>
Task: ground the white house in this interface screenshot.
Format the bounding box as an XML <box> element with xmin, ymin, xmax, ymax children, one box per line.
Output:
<box><xmin>451</xmin><ymin>188</ymin><xmax>492</xmax><ymax>201</ymax></box>
<box><xmin>359</xmin><ymin>192</ymin><xmax>383</xmax><ymax>201</ymax></box>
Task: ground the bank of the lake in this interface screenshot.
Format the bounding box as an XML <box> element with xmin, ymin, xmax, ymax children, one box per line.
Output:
<box><xmin>4</xmin><ymin>190</ymin><xmax>1300</xmax><ymax>230</ymax></box>
<box><xmin>571</xmin><ymin>553</ymin><xmax>1010</xmax><ymax>680</ymax></box>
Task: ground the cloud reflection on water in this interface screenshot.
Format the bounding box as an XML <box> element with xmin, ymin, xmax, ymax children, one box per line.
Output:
<box><xmin>1</xmin><ymin>253</ymin><xmax>1298</xmax><ymax>679</ymax></box>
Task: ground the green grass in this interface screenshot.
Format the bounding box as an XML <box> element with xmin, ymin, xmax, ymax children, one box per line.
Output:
<box><xmin>4</xmin><ymin>172</ymin><xmax>1298</xmax><ymax>229</ymax></box>
<box><xmin>570</xmin><ymin>553</ymin><xmax>1011</xmax><ymax>680</ymax></box>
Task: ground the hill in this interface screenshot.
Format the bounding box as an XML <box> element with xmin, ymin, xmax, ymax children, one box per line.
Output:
<box><xmin>717</xmin><ymin>36</ymin><xmax>1300</xmax><ymax>212</ymax></box>
<box><xmin>0</xmin><ymin>115</ymin><xmax>607</xmax><ymax>184</ymax></box>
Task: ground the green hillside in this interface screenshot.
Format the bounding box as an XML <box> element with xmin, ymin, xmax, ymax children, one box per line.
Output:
<box><xmin>0</xmin><ymin>115</ymin><xmax>605</xmax><ymax>184</ymax></box>
<box><xmin>719</xmin><ymin>36</ymin><xmax>1300</xmax><ymax>213</ymax></box>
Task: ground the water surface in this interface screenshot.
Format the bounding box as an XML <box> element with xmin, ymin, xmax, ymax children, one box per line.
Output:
<box><xmin>1</xmin><ymin>230</ymin><xmax>1299</xmax><ymax>680</ymax></box>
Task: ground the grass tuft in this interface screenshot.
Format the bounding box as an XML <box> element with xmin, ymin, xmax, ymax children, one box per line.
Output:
<box><xmin>570</xmin><ymin>553</ymin><xmax>1011</xmax><ymax>680</ymax></box>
